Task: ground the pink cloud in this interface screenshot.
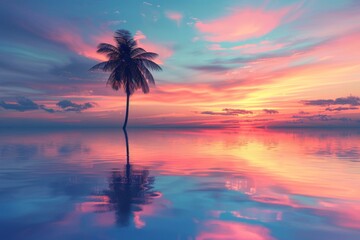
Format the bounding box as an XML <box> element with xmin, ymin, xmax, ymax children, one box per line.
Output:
<box><xmin>133</xmin><ymin>30</ymin><xmax>147</xmax><ymax>41</ymax></box>
<box><xmin>208</xmin><ymin>44</ymin><xmax>224</xmax><ymax>51</ymax></box>
<box><xmin>47</xmin><ymin>29</ymin><xmax>173</xmax><ymax>66</ymax></box>
<box><xmin>134</xmin><ymin>31</ymin><xmax>173</xmax><ymax>64</ymax></box>
<box><xmin>195</xmin><ymin>6</ymin><xmax>298</xmax><ymax>42</ymax></box>
<box><xmin>295</xmin><ymin>5</ymin><xmax>360</xmax><ymax>39</ymax></box>
<box><xmin>208</xmin><ymin>40</ymin><xmax>285</xmax><ymax>54</ymax></box>
<box><xmin>233</xmin><ymin>40</ymin><xmax>285</xmax><ymax>54</ymax></box>
<box><xmin>165</xmin><ymin>11</ymin><xmax>183</xmax><ymax>25</ymax></box>
<box><xmin>47</xmin><ymin>28</ymin><xmax>173</xmax><ymax>65</ymax></box>
<box><xmin>46</xmin><ymin>28</ymin><xmax>107</xmax><ymax>62</ymax></box>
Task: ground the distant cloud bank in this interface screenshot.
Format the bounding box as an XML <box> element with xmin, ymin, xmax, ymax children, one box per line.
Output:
<box><xmin>302</xmin><ymin>96</ymin><xmax>360</xmax><ymax>106</ymax></box>
<box><xmin>0</xmin><ymin>97</ymin><xmax>95</xmax><ymax>113</ymax></box>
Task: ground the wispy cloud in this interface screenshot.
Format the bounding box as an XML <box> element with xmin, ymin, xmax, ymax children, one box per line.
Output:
<box><xmin>208</xmin><ymin>40</ymin><xmax>286</xmax><ymax>55</ymax></box>
<box><xmin>165</xmin><ymin>11</ymin><xmax>183</xmax><ymax>26</ymax></box>
<box><xmin>325</xmin><ymin>107</ymin><xmax>359</xmax><ymax>112</ymax></box>
<box><xmin>57</xmin><ymin>100</ymin><xmax>95</xmax><ymax>112</ymax></box>
<box><xmin>223</xmin><ymin>108</ymin><xmax>253</xmax><ymax>115</ymax></box>
<box><xmin>0</xmin><ymin>97</ymin><xmax>41</xmax><ymax>112</ymax></box>
<box><xmin>195</xmin><ymin>5</ymin><xmax>299</xmax><ymax>42</ymax></box>
<box><xmin>189</xmin><ymin>65</ymin><xmax>230</xmax><ymax>72</ymax></box>
<box><xmin>0</xmin><ymin>97</ymin><xmax>95</xmax><ymax>113</ymax></box>
<box><xmin>263</xmin><ymin>109</ymin><xmax>279</xmax><ymax>114</ymax></box>
<box><xmin>302</xmin><ymin>96</ymin><xmax>360</xmax><ymax>106</ymax></box>
<box><xmin>134</xmin><ymin>31</ymin><xmax>173</xmax><ymax>64</ymax></box>
<box><xmin>143</xmin><ymin>1</ymin><xmax>152</xmax><ymax>6</ymax></box>
<box><xmin>292</xmin><ymin>114</ymin><xmax>352</xmax><ymax>122</ymax></box>
<box><xmin>298</xmin><ymin>111</ymin><xmax>310</xmax><ymax>115</ymax></box>
<box><xmin>45</xmin><ymin>28</ymin><xmax>108</xmax><ymax>62</ymax></box>
<box><xmin>201</xmin><ymin>108</ymin><xmax>253</xmax><ymax>116</ymax></box>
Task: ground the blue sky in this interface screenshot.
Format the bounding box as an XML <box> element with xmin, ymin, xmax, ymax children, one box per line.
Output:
<box><xmin>0</xmin><ymin>0</ymin><xmax>359</xmax><ymax>127</ymax></box>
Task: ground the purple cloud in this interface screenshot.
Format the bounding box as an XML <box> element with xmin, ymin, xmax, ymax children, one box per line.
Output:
<box><xmin>201</xmin><ymin>108</ymin><xmax>253</xmax><ymax>116</ymax></box>
<box><xmin>189</xmin><ymin>65</ymin><xmax>231</xmax><ymax>72</ymax></box>
<box><xmin>298</xmin><ymin>110</ymin><xmax>310</xmax><ymax>115</ymax></box>
<box><xmin>201</xmin><ymin>111</ymin><xmax>236</xmax><ymax>116</ymax></box>
<box><xmin>0</xmin><ymin>97</ymin><xmax>40</xmax><ymax>112</ymax></box>
<box><xmin>292</xmin><ymin>114</ymin><xmax>352</xmax><ymax>122</ymax></box>
<box><xmin>223</xmin><ymin>108</ymin><xmax>253</xmax><ymax>115</ymax></box>
<box><xmin>302</xmin><ymin>96</ymin><xmax>360</xmax><ymax>106</ymax></box>
<box><xmin>56</xmin><ymin>100</ymin><xmax>95</xmax><ymax>112</ymax></box>
<box><xmin>0</xmin><ymin>97</ymin><xmax>95</xmax><ymax>113</ymax></box>
<box><xmin>325</xmin><ymin>107</ymin><xmax>359</xmax><ymax>111</ymax></box>
<box><xmin>263</xmin><ymin>109</ymin><xmax>279</xmax><ymax>114</ymax></box>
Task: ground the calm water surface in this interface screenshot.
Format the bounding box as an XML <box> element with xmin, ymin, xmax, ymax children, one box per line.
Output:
<box><xmin>0</xmin><ymin>128</ymin><xmax>359</xmax><ymax>240</ymax></box>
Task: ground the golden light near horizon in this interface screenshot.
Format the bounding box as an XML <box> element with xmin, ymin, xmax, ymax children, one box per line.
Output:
<box><xmin>0</xmin><ymin>1</ymin><xmax>359</xmax><ymax>128</ymax></box>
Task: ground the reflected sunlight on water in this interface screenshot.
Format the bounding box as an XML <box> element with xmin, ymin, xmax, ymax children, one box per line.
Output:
<box><xmin>0</xmin><ymin>128</ymin><xmax>359</xmax><ymax>239</ymax></box>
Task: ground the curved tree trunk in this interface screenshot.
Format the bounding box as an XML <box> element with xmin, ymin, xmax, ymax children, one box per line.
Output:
<box><xmin>123</xmin><ymin>91</ymin><xmax>130</xmax><ymax>130</ymax></box>
<box><xmin>123</xmin><ymin>128</ymin><xmax>130</xmax><ymax>165</ymax></box>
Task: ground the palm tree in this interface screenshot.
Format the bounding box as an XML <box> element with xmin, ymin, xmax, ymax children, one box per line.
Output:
<box><xmin>90</xmin><ymin>29</ymin><xmax>162</xmax><ymax>129</ymax></box>
<box><xmin>101</xmin><ymin>165</ymin><xmax>159</xmax><ymax>227</ymax></box>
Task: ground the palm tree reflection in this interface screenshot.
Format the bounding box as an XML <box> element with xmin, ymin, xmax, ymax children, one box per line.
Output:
<box><xmin>98</xmin><ymin>129</ymin><xmax>160</xmax><ymax>227</ymax></box>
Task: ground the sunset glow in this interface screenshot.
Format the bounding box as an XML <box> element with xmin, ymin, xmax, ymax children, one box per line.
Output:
<box><xmin>0</xmin><ymin>0</ymin><xmax>359</xmax><ymax>128</ymax></box>
<box><xmin>1</xmin><ymin>2</ymin><xmax>360</xmax><ymax>239</ymax></box>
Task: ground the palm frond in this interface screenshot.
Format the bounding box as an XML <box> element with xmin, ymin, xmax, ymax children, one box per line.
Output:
<box><xmin>140</xmin><ymin>79</ymin><xmax>150</xmax><ymax>93</ymax></box>
<box><xmin>90</xmin><ymin>29</ymin><xmax>162</xmax><ymax>95</ymax></box>
<box><xmin>107</xmin><ymin>71</ymin><xmax>119</xmax><ymax>90</ymax></box>
<box><xmin>89</xmin><ymin>60</ymin><xmax>118</xmax><ymax>72</ymax></box>
<box><xmin>130</xmin><ymin>48</ymin><xmax>146</xmax><ymax>58</ymax></box>
<box><xmin>134</xmin><ymin>52</ymin><xmax>159</xmax><ymax>60</ymax></box>
<box><xmin>97</xmin><ymin>43</ymin><xmax>119</xmax><ymax>54</ymax></box>
<box><xmin>106</xmin><ymin>52</ymin><xmax>121</xmax><ymax>61</ymax></box>
<box><xmin>115</xmin><ymin>29</ymin><xmax>137</xmax><ymax>50</ymax></box>
<box><xmin>130</xmin><ymin>64</ymin><xmax>149</xmax><ymax>94</ymax></box>
<box><xmin>138</xmin><ymin>63</ymin><xmax>155</xmax><ymax>85</ymax></box>
<box><xmin>114</xmin><ymin>30</ymin><xmax>131</xmax><ymax>44</ymax></box>
<box><xmin>137</xmin><ymin>59</ymin><xmax>162</xmax><ymax>71</ymax></box>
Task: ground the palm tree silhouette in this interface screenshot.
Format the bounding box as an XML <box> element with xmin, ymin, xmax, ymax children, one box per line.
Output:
<box><xmin>93</xmin><ymin>130</ymin><xmax>160</xmax><ymax>227</ymax></box>
<box><xmin>90</xmin><ymin>29</ymin><xmax>162</xmax><ymax>129</ymax></box>
<box><xmin>104</xmin><ymin>164</ymin><xmax>159</xmax><ymax>226</ymax></box>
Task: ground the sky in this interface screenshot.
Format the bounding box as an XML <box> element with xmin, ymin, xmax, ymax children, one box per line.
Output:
<box><xmin>0</xmin><ymin>0</ymin><xmax>359</xmax><ymax>128</ymax></box>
